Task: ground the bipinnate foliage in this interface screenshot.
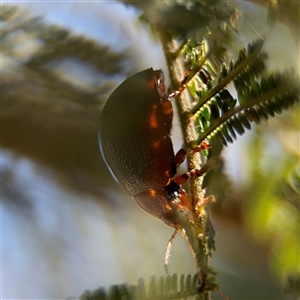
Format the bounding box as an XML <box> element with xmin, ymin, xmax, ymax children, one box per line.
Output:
<box><xmin>81</xmin><ymin>274</ymin><xmax>214</xmax><ymax>300</ymax></box>
<box><xmin>179</xmin><ymin>38</ymin><xmax>299</xmax><ymax>197</ymax></box>
<box><xmin>182</xmin><ymin>39</ymin><xmax>299</xmax><ymax>151</ymax></box>
<box><xmin>171</xmin><ymin>34</ymin><xmax>298</xmax><ymax>300</ymax></box>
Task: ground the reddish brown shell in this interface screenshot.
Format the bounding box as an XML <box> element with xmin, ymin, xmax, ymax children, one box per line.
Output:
<box><xmin>99</xmin><ymin>68</ymin><xmax>176</xmax><ymax>219</ymax></box>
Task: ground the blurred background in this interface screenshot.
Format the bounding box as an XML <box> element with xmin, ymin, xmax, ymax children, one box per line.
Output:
<box><xmin>1</xmin><ymin>1</ymin><xmax>299</xmax><ymax>299</ymax></box>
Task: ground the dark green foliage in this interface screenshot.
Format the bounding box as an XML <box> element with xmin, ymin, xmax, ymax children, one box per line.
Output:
<box><xmin>182</xmin><ymin>39</ymin><xmax>299</xmax><ymax>152</ymax></box>
<box><xmin>80</xmin><ymin>274</ymin><xmax>211</xmax><ymax>300</ymax></box>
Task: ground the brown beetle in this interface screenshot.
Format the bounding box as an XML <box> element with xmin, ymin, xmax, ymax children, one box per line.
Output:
<box><xmin>99</xmin><ymin>68</ymin><xmax>208</xmax><ymax>228</ymax></box>
<box><xmin>99</xmin><ymin>68</ymin><xmax>231</xmax><ymax>299</ymax></box>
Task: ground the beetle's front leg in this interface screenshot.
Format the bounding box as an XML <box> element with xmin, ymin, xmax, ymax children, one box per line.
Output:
<box><xmin>162</xmin><ymin>69</ymin><xmax>191</xmax><ymax>132</ymax></box>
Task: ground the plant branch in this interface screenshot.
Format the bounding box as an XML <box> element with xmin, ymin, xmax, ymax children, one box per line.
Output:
<box><xmin>158</xmin><ymin>31</ymin><xmax>214</xmax><ymax>300</ymax></box>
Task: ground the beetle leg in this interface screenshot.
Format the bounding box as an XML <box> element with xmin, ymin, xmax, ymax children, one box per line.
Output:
<box><xmin>163</xmin><ymin>69</ymin><xmax>191</xmax><ymax>132</ymax></box>
<box><xmin>166</xmin><ymin>70</ymin><xmax>188</xmax><ymax>100</ymax></box>
<box><xmin>174</xmin><ymin>148</ymin><xmax>187</xmax><ymax>165</ymax></box>
<box><xmin>178</xmin><ymin>67</ymin><xmax>192</xmax><ymax>93</ymax></box>
<box><xmin>173</xmin><ymin>157</ymin><xmax>215</xmax><ymax>185</ymax></box>
<box><xmin>164</xmin><ymin>229</ymin><xmax>178</xmax><ymax>275</ymax></box>
<box><xmin>173</xmin><ymin>167</ymin><xmax>207</xmax><ymax>185</ymax></box>
<box><xmin>187</xmin><ymin>140</ymin><xmax>210</xmax><ymax>153</ymax></box>
<box><xmin>163</xmin><ymin>66</ymin><xmax>208</xmax><ymax>132</ymax></box>
<box><xmin>174</xmin><ymin>141</ymin><xmax>210</xmax><ymax>166</ymax></box>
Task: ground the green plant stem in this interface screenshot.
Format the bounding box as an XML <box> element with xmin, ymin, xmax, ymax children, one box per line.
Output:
<box><xmin>159</xmin><ymin>31</ymin><xmax>213</xmax><ymax>300</ymax></box>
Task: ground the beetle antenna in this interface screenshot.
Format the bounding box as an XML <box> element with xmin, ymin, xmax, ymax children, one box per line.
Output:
<box><xmin>168</xmin><ymin>90</ymin><xmax>181</xmax><ymax>100</ymax></box>
<box><xmin>168</xmin><ymin>68</ymin><xmax>192</xmax><ymax>100</ymax></box>
<box><xmin>164</xmin><ymin>229</ymin><xmax>178</xmax><ymax>274</ymax></box>
<box><xmin>216</xmin><ymin>287</ymin><xmax>232</xmax><ymax>300</ymax></box>
<box><xmin>240</xmin><ymin>13</ymin><xmax>264</xmax><ymax>41</ymax></box>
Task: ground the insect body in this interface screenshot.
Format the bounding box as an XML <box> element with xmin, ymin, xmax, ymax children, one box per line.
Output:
<box><xmin>99</xmin><ymin>68</ymin><xmax>230</xmax><ymax>299</ymax></box>
<box><xmin>99</xmin><ymin>68</ymin><xmax>192</xmax><ymax>227</ymax></box>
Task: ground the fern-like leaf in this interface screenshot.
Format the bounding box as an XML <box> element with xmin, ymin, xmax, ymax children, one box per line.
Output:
<box><xmin>80</xmin><ymin>273</ymin><xmax>215</xmax><ymax>300</ymax></box>
<box><xmin>183</xmin><ymin>40</ymin><xmax>299</xmax><ymax>151</ymax></box>
<box><xmin>189</xmin><ymin>40</ymin><xmax>266</xmax><ymax>114</ymax></box>
<box><xmin>197</xmin><ymin>70</ymin><xmax>299</xmax><ymax>149</ymax></box>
